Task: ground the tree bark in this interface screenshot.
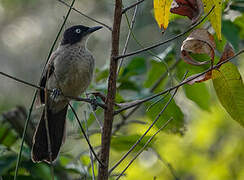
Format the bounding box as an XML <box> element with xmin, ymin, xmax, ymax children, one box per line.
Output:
<box><xmin>98</xmin><ymin>0</ymin><xmax>122</xmax><ymax>179</ymax></box>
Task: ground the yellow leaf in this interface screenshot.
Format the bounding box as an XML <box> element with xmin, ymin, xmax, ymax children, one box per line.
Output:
<box><xmin>153</xmin><ymin>0</ymin><xmax>173</xmax><ymax>30</ymax></box>
<box><xmin>202</xmin><ymin>0</ymin><xmax>222</xmax><ymax>40</ymax></box>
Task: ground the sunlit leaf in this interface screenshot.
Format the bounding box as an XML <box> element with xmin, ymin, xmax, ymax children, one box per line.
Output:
<box><xmin>212</xmin><ymin>63</ymin><xmax>244</xmax><ymax>127</ymax></box>
<box><xmin>202</xmin><ymin>0</ymin><xmax>222</xmax><ymax>40</ymax></box>
<box><xmin>154</xmin><ymin>0</ymin><xmax>174</xmax><ymax>30</ymax></box>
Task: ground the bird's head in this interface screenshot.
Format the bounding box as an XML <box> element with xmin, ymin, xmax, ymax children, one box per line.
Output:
<box><xmin>61</xmin><ymin>25</ymin><xmax>102</xmax><ymax>46</ymax></box>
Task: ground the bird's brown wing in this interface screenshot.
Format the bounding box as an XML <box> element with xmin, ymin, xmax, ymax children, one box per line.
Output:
<box><xmin>39</xmin><ymin>52</ymin><xmax>58</xmax><ymax>104</ymax></box>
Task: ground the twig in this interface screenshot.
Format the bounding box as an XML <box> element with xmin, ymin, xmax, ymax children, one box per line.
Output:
<box><xmin>0</xmin><ymin>71</ymin><xmax>106</xmax><ymax>109</ymax></box>
<box><xmin>114</xmin><ymin>49</ymin><xmax>244</xmax><ymax>114</ymax></box>
<box><xmin>117</xmin><ymin>1</ymin><xmax>138</xmax><ymax>74</ymax></box>
<box><xmin>151</xmin><ymin>59</ymin><xmax>180</xmax><ymax>92</ymax></box>
<box><xmin>98</xmin><ymin>0</ymin><xmax>123</xmax><ymax>179</ymax></box>
<box><xmin>57</xmin><ymin>0</ymin><xmax>112</xmax><ymax>31</ymax></box>
<box><xmin>116</xmin><ymin>118</ymin><xmax>174</xmax><ymax>179</ymax></box>
<box><xmin>84</xmin><ymin>111</ymin><xmax>96</xmax><ymax>180</ymax></box>
<box><xmin>68</xmin><ymin>103</ymin><xmax>105</xmax><ymax>167</ymax></box>
<box><xmin>156</xmin><ymin>153</ymin><xmax>179</xmax><ymax>180</ymax></box>
<box><xmin>116</xmin><ymin>6</ymin><xmax>215</xmax><ymax>60</ymax></box>
<box><xmin>109</xmin><ymin>78</ymin><xmax>183</xmax><ymax>174</ymax></box>
<box><xmin>14</xmin><ymin>92</ymin><xmax>37</xmax><ymax>180</ymax></box>
<box><xmin>122</xmin><ymin>0</ymin><xmax>146</xmax><ymax>14</ymax></box>
<box><xmin>14</xmin><ymin>0</ymin><xmax>76</xmax><ymax>178</ymax></box>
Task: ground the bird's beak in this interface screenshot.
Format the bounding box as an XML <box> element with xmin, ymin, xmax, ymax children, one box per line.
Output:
<box><xmin>87</xmin><ymin>26</ymin><xmax>103</xmax><ymax>34</ymax></box>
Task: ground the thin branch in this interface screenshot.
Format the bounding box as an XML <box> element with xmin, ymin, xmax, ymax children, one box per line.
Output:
<box><xmin>0</xmin><ymin>71</ymin><xmax>106</xmax><ymax>109</ymax></box>
<box><xmin>122</xmin><ymin>0</ymin><xmax>146</xmax><ymax>14</ymax></box>
<box><xmin>57</xmin><ymin>0</ymin><xmax>112</xmax><ymax>31</ymax></box>
<box><xmin>68</xmin><ymin>103</ymin><xmax>105</xmax><ymax>167</ymax></box>
<box><xmin>117</xmin><ymin>1</ymin><xmax>138</xmax><ymax>74</ymax></box>
<box><xmin>84</xmin><ymin>111</ymin><xmax>96</xmax><ymax>180</ymax></box>
<box><xmin>14</xmin><ymin>0</ymin><xmax>77</xmax><ymax>178</ymax></box>
<box><xmin>156</xmin><ymin>153</ymin><xmax>179</xmax><ymax>180</ymax></box>
<box><xmin>116</xmin><ymin>6</ymin><xmax>215</xmax><ymax>60</ymax></box>
<box><xmin>116</xmin><ymin>118</ymin><xmax>174</xmax><ymax>179</ymax></box>
<box><xmin>109</xmin><ymin>82</ymin><xmax>182</xmax><ymax>174</ymax></box>
<box><xmin>151</xmin><ymin>59</ymin><xmax>180</xmax><ymax>92</ymax></box>
<box><xmin>114</xmin><ymin>49</ymin><xmax>244</xmax><ymax>115</ymax></box>
<box><xmin>14</xmin><ymin>93</ymin><xmax>36</xmax><ymax>180</ymax></box>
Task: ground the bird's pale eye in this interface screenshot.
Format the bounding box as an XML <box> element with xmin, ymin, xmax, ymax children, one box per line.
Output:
<box><xmin>75</xmin><ymin>29</ymin><xmax>81</xmax><ymax>34</ymax></box>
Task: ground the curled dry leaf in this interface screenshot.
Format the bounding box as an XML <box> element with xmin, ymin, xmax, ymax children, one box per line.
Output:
<box><xmin>170</xmin><ymin>0</ymin><xmax>204</xmax><ymax>24</ymax></box>
<box><xmin>181</xmin><ymin>28</ymin><xmax>216</xmax><ymax>66</ymax></box>
<box><xmin>185</xmin><ymin>43</ymin><xmax>234</xmax><ymax>85</ymax></box>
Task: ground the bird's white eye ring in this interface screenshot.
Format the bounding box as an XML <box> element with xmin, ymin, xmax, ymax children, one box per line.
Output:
<box><xmin>75</xmin><ymin>29</ymin><xmax>81</xmax><ymax>33</ymax></box>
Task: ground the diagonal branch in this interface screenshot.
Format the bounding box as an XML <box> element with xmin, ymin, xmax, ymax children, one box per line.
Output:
<box><xmin>114</xmin><ymin>49</ymin><xmax>244</xmax><ymax>115</ymax></box>
<box><xmin>116</xmin><ymin>117</ymin><xmax>174</xmax><ymax>179</ymax></box>
<box><xmin>122</xmin><ymin>0</ymin><xmax>146</xmax><ymax>14</ymax></box>
<box><xmin>109</xmin><ymin>83</ymin><xmax>182</xmax><ymax>174</ymax></box>
<box><xmin>117</xmin><ymin>1</ymin><xmax>139</xmax><ymax>74</ymax></box>
<box><xmin>68</xmin><ymin>103</ymin><xmax>105</xmax><ymax>167</ymax></box>
<box><xmin>57</xmin><ymin>0</ymin><xmax>112</xmax><ymax>31</ymax></box>
<box><xmin>116</xmin><ymin>6</ymin><xmax>215</xmax><ymax>60</ymax></box>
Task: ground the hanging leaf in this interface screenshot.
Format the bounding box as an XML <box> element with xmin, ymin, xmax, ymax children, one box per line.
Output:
<box><xmin>154</xmin><ymin>0</ymin><xmax>174</xmax><ymax>31</ymax></box>
<box><xmin>202</xmin><ymin>0</ymin><xmax>222</xmax><ymax>40</ymax></box>
<box><xmin>212</xmin><ymin>63</ymin><xmax>244</xmax><ymax>127</ymax></box>
<box><xmin>181</xmin><ymin>28</ymin><xmax>216</xmax><ymax>66</ymax></box>
<box><xmin>170</xmin><ymin>0</ymin><xmax>204</xmax><ymax>24</ymax></box>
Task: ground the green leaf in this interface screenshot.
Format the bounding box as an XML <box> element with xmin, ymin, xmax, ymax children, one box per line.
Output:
<box><xmin>146</xmin><ymin>95</ymin><xmax>185</xmax><ymax>135</ymax></box>
<box><xmin>184</xmin><ymin>83</ymin><xmax>210</xmax><ymax>111</ymax></box>
<box><xmin>0</xmin><ymin>153</ymin><xmax>16</xmax><ymax>175</ymax></box>
<box><xmin>222</xmin><ymin>20</ymin><xmax>240</xmax><ymax>51</ymax></box>
<box><xmin>67</xmin><ymin>101</ymin><xmax>78</xmax><ymax>122</ymax></box>
<box><xmin>120</xmin><ymin>57</ymin><xmax>147</xmax><ymax>79</ymax></box>
<box><xmin>234</xmin><ymin>14</ymin><xmax>244</xmax><ymax>39</ymax></box>
<box><xmin>118</xmin><ymin>80</ymin><xmax>140</xmax><ymax>91</ymax></box>
<box><xmin>212</xmin><ymin>63</ymin><xmax>244</xmax><ymax>127</ymax></box>
<box><xmin>111</xmin><ymin>134</ymin><xmax>154</xmax><ymax>152</ymax></box>
<box><xmin>144</xmin><ymin>61</ymin><xmax>167</xmax><ymax>91</ymax></box>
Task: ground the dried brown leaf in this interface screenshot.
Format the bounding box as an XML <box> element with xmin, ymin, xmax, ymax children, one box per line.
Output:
<box><xmin>181</xmin><ymin>28</ymin><xmax>216</xmax><ymax>66</ymax></box>
<box><xmin>170</xmin><ymin>0</ymin><xmax>203</xmax><ymax>24</ymax></box>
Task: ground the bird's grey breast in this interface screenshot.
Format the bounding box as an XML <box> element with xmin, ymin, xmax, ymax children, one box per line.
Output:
<box><xmin>51</xmin><ymin>45</ymin><xmax>95</xmax><ymax>97</ymax></box>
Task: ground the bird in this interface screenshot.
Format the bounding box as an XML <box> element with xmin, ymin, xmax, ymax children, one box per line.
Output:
<box><xmin>31</xmin><ymin>25</ymin><xmax>102</xmax><ymax>163</ymax></box>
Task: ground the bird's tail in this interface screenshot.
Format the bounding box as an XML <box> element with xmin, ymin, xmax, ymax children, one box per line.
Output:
<box><xmin>31</xmin><ymin>105</ymin><xmax>68</xmax><ymax>163</ymax></box>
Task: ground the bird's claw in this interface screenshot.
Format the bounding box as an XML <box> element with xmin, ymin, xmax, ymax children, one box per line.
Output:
<box><xmin>90</xmin><ymin>98</ymin><xmax>98</xmax><ymax>111</ymax></box>
<box><xmin>50</xmin><ymin>88</ymin><xmax>61</xmax><ymax>100</ymax></box>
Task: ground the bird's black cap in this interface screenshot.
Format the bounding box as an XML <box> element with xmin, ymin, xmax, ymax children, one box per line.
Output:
<box><xmin>61</xmin><ymin>25</ymin><xmax>102</xmax><ymax>45</ymax></box>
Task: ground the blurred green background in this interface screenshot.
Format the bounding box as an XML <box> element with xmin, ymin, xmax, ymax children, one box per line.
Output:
<box><xmin>0</xmin><ymin>0</ymin><xmax>244</xmax><ymax>179</ymax></box>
